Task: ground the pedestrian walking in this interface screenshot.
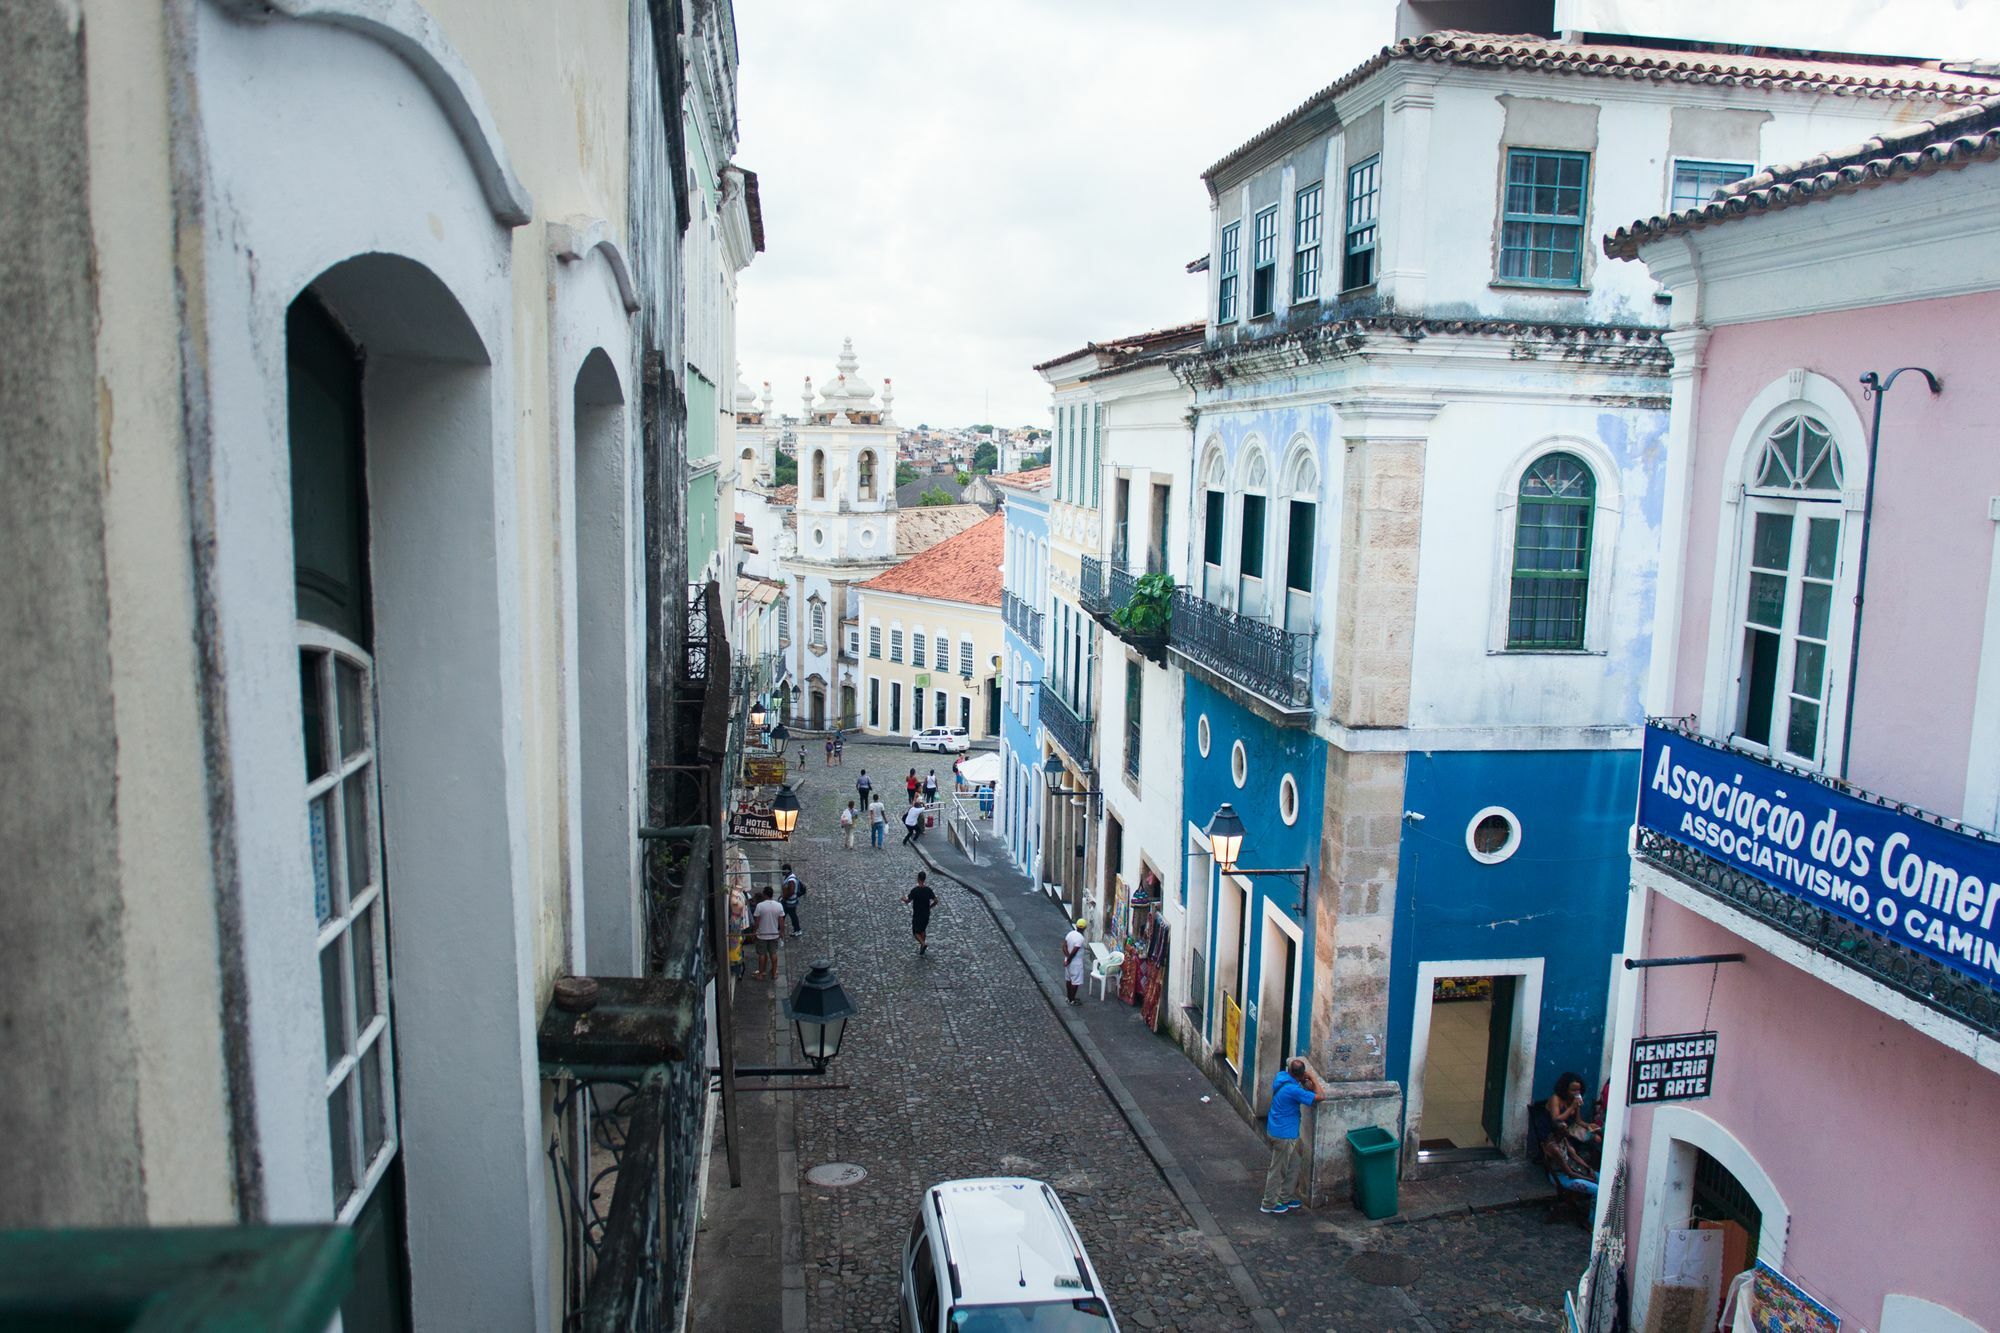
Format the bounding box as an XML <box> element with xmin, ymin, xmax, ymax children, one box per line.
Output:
<box><xmin>1260</xmin><ymin>1057</ymin><xmax>1320</xmax><ymax>1213</ymax></box>
<box><xmin>750</xmin><ymin>887</ymin><xmax>786</xmax><ymax>982</ymax></box>
<box><xmin>869</xmin><ymin>796</ymin><xmax>887</xmax><ymax>849</ymax></box>
<box><xmin>923</xmin><ymin>769</ymin><xmax>939</xmax><ymax>802</ymax></box>
<box><xmin>840</xmin><ymin>800</ymin><xmax>857</xmax><ymax>850</ymax></box>
<box><xmin>825</xmin><ymin>737</ymin><xmax>835</xmax><ymax>766</ymax></box>
<box><xmin>857</xmin><ymin>768</ymin><xmax>872</xmax><ymax>808</ymax></box>
<box><xmin>1063</xmin><ymin>918</ymin><xmax>1087</xmax><ymax>1006</ymax></box>
<box><xmin>902</xmin><ymin>801</ymin><xmax>923</xmax><ymax>846</ymax></box>
<box><xmin>903</xmin><ymin>871</ymin><xmax>938</xmax><ymax>954</ymax></box>
<box><xmin>905</xmin><ymin>768</ymin><xmax>919</xmax><ymax>802</ymax></box>
<box><xmin>832</xmin><ymin>734</ymin><xmax>844</xmax><ymax>765</ymax></box>
<box><xmin>779</xmin><ymin>863</ymin><xmax>806</xmax><ymax>936</ymax></box>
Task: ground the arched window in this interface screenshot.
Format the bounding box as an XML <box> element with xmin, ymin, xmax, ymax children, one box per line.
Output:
<box><xmin>811</xmin><ymin>449</ymin><xmax>826</xmax><ymax>500</ymax></box>
<box><xmin>1199</xmin><ymin>444</ymin><xmax>1227</xmax><ymax>601</ymax></box>
<box><xmin>1734</xmin><ymin>414</ymin><xmax>1846</xmax><ymax>764</ymax></box>
<box><xmin>1280</xmin><ymin>443</ymin><xmax>1319</xmax><ymax>636</ymax></box>
<box><xmin>1236</xmin><ymin>447</ymin><xmax>1271</xmax><ymax>618</ymax></box>
<box><xmin>858</xmin><ymin>449</ymin><xmax>877</xmax><ymax>500</ymax></box>
<box><xmin>1507</xmin><ymin>452</ymin><xmax>1596</xmax><ymax>650</ymax></box>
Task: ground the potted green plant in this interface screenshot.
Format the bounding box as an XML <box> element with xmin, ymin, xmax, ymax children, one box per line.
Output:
<box><xmin>1111</xmin><ymin>573</ymin><xmax>1175</xmax><ymax>651</ymax></box>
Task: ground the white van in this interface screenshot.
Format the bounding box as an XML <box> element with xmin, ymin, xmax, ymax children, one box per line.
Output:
<box><xmin>911</xmin><ymin>726</ymin><xmax>972</xmax><ymax>754</ymax></box>
<box><xmin>899</xmin><ymin>1178</ymin><xmax>1117</xmax><ymax>1331</ymax></box>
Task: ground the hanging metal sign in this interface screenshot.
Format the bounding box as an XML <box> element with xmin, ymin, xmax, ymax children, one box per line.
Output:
<box><xmin>728</xmin><ymin>807</ymin><xmax>787</xmax><ymax>841</ymax></box>
<box><xmin>743</xmin><ymin>755</ymin><xmax>786</xmax><ymax>786</ymax></box>
<box><xmin>1628</xmin><ymin>1030</ymin><xmax>1717</xmax><ymax>1104</ymax></box>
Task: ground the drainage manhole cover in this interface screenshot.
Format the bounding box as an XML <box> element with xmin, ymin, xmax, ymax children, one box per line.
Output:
<box><xmin>1346</xmin><ymin>1252</ymin><xmax>1422</xmax><ymax>1287</ymax></box>
<box><xmin>805</xmin><ymin>1163</ymin><xmax>867</xmax><ymax>1188</ymax></box>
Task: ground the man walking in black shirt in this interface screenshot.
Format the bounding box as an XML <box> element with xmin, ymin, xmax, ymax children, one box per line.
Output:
<box><xmin>903</xmin><ymin>872</ymin><xmax>938</xmax><ymax>955</ymax></box>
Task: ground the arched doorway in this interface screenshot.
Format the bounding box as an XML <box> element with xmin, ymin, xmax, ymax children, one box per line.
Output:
<box><xmin>808</xmin><ymin>680</ymin><xmax>827</xmax><ymax>730</ymax></box>
<box><xmin>839</xmin><ymin>684</ymin><xmax>856</xmax><ymax>730</ymax></box>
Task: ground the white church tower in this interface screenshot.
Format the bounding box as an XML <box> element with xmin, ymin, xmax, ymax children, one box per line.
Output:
<box><xmin>778</xmin><ymin>338</ymin><xmax>901</xmax><ymax>729</ymax></box>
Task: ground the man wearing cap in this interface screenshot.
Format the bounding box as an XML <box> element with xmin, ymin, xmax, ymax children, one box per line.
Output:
<box><xmin>1062</xmin><ymin>917</ymin><xmax>1088</xmax><ymax>1006</ymax></box>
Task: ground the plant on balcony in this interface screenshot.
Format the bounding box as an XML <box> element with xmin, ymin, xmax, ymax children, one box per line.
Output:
<box><xmin>1112</xmin><ymin>573</ymin><xmax>1175</xmax><ymax>643</ymax></box>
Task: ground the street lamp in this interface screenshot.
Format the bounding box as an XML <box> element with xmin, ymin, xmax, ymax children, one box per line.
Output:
<box><xmin>1204</xmin><ymin>802</ymin><xmax>1310</xmax><ymax>914</ymax></box>
<box><xmin>771</xmin><ymin>784</ymin><xmax>800</xmax><ymax>837</ymax></box>
<box><xmin>768</xmin><ymin>720</ymin><xmax>789</xmax><ymax>749</ymax></box>
<box><xmin>1042</xmin><ymin>752</ymin><xmax>1104</xmax><ymax>806</ymax></box>
<box><xmin>749</xmin><ymin>698</ymin><xmax>768</xmax><ymax>731</ymax></box>
<box><xmin>783</xmin><ymin>961</ymin><xmax>857</xmax><ymax>1073</ymax></box>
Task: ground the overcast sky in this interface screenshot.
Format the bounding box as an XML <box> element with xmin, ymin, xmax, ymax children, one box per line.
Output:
<box><xmin>732</xmin><ymin>1</ymin><xmax>1999</xmax><ymax>429</ymax></box>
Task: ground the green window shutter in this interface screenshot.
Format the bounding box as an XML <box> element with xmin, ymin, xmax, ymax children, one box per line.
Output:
<box><xmin>1507</xmin><ymin>452</ymin><xmax>1595</xmax><ymax>648</ymax></box>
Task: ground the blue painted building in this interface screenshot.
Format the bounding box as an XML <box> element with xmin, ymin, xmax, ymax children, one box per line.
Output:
<box><xmin>995</xmin><ymin>471</ymin><xmax>1051</xmax><ymax>879</ymax></box>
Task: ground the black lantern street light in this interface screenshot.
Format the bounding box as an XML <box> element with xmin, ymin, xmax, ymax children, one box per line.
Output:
<box><xmin>768</xmin><ymin>720</ymin><xmax>789</xmax><ymax>751</ymax></box>
<box><xmin>749</xmin><ymin>698</ymin><xmax>768</xmax><ymax>731</ymax></box>
<box><xmin>771</xmin><ymin>784</ymin><xmax>801</xmax><ymax>837</ymax></box>
<box><xmin>1205</xmin><ymin>802</ymin><xmax>1311</xmax><ymax>913</ymax></box>
<box><xmin>1041</xmin><ymin>752</ymin><xmax>1103</xmax><ymax>807</ymax></box>
<box><xmin>783</xmin><ymin>961</ymin><xmax>857</xmax><ymax>1073</ymax></box>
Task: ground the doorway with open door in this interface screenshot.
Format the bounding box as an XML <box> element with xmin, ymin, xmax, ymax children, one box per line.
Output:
<box><xmin>1415</xmin><ymin>973</ymin><xmax>1520</xmax><ymax>1163</ymax></box>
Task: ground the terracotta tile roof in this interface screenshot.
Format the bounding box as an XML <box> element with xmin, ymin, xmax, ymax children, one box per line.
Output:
<box><xmin>771</xmin><ymin>484</ymin><xmax>798</xmax><ymax>505</ymax></box>
<box><xmin>896</xmin><ymin>503</ymin><xmax>987</xmax><ymax>555</ymax></box>
<box><xmin>990</xmin><ymin>466</ymin><xmax>1052</xmax><ymax>490</ymax></box>
<box><xmin>1204</xmin><ymin>33</ymin><xmax>1999</xmax><ymax>186</ymax></box>
<box><xmin>1033</xmin><ymin>321</ymin><xmax>1206</xmax><ymax>373</ymax></box>
<box><xmin>860</xmin><ymin>513</ymin><xmax>1004</xmax><ymax>607</ymax></box>
<box><xmin>1605</xmin><ymin>93</ymin><xmax>2000</xmax><ymax>258</ymax></box>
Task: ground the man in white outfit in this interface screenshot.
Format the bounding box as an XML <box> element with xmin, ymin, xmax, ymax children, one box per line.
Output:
<box><xmin>1062</xmin><ymin>917</ymin><xmax>1087</xmax><ymax>1006</ymax></box>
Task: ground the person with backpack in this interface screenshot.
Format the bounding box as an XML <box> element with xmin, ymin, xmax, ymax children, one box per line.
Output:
<box><xmin>779</xmin><ymin>864</ymin><xmax>806</xmax><ymax>936</ymax></box>
<box><xmin>839</xmin><ymin>800</ymin><xmax>857</xmax><ymax>850</ymax></box>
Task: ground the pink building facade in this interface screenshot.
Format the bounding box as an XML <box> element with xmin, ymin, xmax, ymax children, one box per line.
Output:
<box><xmin>1593</xmin><ymin>101</ymin><xmax>2000</xmax><ymax>1333</ymax></box>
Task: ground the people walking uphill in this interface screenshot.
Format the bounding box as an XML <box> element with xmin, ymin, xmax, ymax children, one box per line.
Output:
<box><xmin>856</xmin><ymin>768</ymin><xmax>872</xmax><ymax>810</ymax></box>
<box><xmin>840</xmin><ymin>800</ymin><xmax>857</xmax><ymax>850</ymax></box>
<box><xmin>750</xmin><ymin>887</ymin><xmax>785</xmax><ymax>982</ymax></box>
<box><xmin>1062</xmin><ymin>917</ymin><xmax>1087</xmax><ymax>1006</ymax></box>
<box><xmin>1260</xmin><ymin>1057</ymin><xmax>1319</xmax><ymax>1214</ymax></box>
<box><xmin>923</xmin><ymin>769</ymin><xmax>939</xmax><ymax>803</ymax></box>
<box><xmin>903</xmin><ymin>871</ymin><xmax>938</xmax><ymax>955</ymax></box>
<box><xmin>869</xmin><ymin>794</ymin><xmax>887</xmax><ymax>849</ymax></box>
<box><xmin>780</xmin><ymin>863</ymin><xmax>805</xmax><ymax>936</ymax></box>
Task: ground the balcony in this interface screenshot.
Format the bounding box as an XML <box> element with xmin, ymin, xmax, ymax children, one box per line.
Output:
<box><xmin>1042</xmin><ymin>686</ymin><xmax>1093</xmax><ymax>770</ymax></box>
<box><xmin>1078</xmin><ymin>554</ymin><xmax>1111</xmax><ymax>618</ymax></box>
<box><xmin>1167</xmin><ymin>588</ymin><xmax>1313</xmax><ymax>717</ymax></box>
<box><xmin>1634</xmin><ymin>723</ymin><xmax>2000</xmax><ymax>1042</ymax></box>
<box><xmin>1001</xmin><ymin>588</ymin><xmax>1043</xmax><ymax>652</ymax></box>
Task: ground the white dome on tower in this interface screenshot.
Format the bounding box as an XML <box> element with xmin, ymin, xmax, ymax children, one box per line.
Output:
<box><xmin>734</xmin><ymin>364</ymin><xmax>758</xmax><ymax>413</ymax></box>
<box><xmin>817</xmin><ymin>337</ymin><xmax>879</xmax><ymax>416</ymax></box>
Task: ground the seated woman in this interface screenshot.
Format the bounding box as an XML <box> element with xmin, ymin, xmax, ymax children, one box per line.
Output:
<box><xmin>1541</xmin><ymin>1129</ymin><xmax>1599</xmax><ymax>1197</ymax></box>
<box><xmin>1547</xmin><ymin>1071</ymin><xmax>1603</xmax><ymax>1166</ymax></box>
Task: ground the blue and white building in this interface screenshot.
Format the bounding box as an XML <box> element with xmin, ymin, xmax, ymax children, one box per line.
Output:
<box><xmin>996</xmin><ymin>468</ymin><xmax>1052</xmax><ymax>880</ymax></box>
<box><xmin>1166</xmin><ymin>26</ymin><xmax>1961</xmax><ymax>1185</ymax></box>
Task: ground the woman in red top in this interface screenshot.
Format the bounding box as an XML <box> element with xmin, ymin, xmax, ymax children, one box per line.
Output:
<box><xmin>906</xmin><ymin>769</ymin><xmax>919</xmax><ymax>800</ymax></box>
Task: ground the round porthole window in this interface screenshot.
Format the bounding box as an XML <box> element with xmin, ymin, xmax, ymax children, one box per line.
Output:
<box><xmin>1279</xmin><ymin>773</ymin><xmax>1300</xmax><ymax>826</ymax></box>
<box><xmin>1230</xmin><ymin>739</ymin><xmax>1248</xmax><ymax>789</ymax></box>
<box><xmin>1466</xmin><ymin>806</ymin><xmax>1521</xmax><ymax>865</ymax></box>
<box><xmin>859</xmin><ymin>524</ymin><xmax>877</xmax><ymax>546</ymax></box>
<box><xmin>1197</xmin><ymin>714</ymin><xmax>1211</xmax><ymax>757</ymax></box>
<box><xmin>811</xmin><ymin>526</ymin><xmax>827</xmax><ymax>547</ymax></box>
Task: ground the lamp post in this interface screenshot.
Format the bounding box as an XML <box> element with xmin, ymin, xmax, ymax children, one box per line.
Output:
<box><xmin>726</xmin><ymin>960</ymin><xmax>858</xmax><ymax>1080</ymax></box>
<box><xmin>771</xmin><ymin>784</ymin><xmax>800</xmax><ymax>838</ymax></box>
<box><xmin>1205</xmin><ymin>802</ymin><xmax>1311</xmax><ymax>914</ymax></box>
<box><xmin>768</xmin><ymin>720</ymin><xmax>789</xmax><ymax>751</ymax></box>
<box><xmin>749</xmin><ymin>698</ymin><xmax>768</xmax><ymax>731</ymax></box>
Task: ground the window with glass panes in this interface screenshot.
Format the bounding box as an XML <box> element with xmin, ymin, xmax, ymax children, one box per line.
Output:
<box><xmin>869</xmin><ymin>622</ymin><xmax>882</xmax><ymax>658</ymax></box>
<box><xmin>958</xmin><ymin>637</ymin><xmax>973</xmax><ymax>677</ymax></box>
<box><xmin>810</xmin><ymin>599</ymin><xmax>825</xmax><ymax>642</ymax></box>
<box><xmin>1293</xmin><ymin>183</ymin><xmax>1322</xmax><ymax>302</ymax></box>
<box><xmin>1500</xmin><ymin>149</ymin><xmax>1589</xmax><ymax>286</ymax></box>
<box><xmin>934</xmin><ymin>633</ymin><xmax>949</xmax><ymax>670</ymax></box>
<box><xmin>1735</xmin><ymin>416</ymin><xmax>1845</xmax><ymax>765</ymax></box>
<box><xmin>1671</xmin><ymin>159</ymin><xmax>1752</xmax><ymax>213</ymax></box>
<box><xmin>1125</xmin><ymin>657</ymin><xmax>1143</xmax><ymax>778</ymax></box>
<box><xmin>1217</xmin><ymin>221</ymin><xmax>1241</xmax><ymax>323</ymax></box>
<box><xmin>1507</xmin><ymin>453</ymin><xmax>1595</xmax><ymax>649</ymax></box>
<box><xmin>1251</xmin><ymin>206</ymin><xmax>1279</xmax><ymax>316</ymax></box>
<box><xmin>912</xmin><ymin>631</ymin><xmax>927</xmax><ymax>668</ymax></box>
<box><xmin>288</xmin><ymin>294</ymin><xmax>395</xmax><ymax>1223</ymax></box>
<box><xmin>890</xmin><ymin>627</ymin><xmax>904</xmax><ymax>663</ymax></box>
<box><xmin>1090</xmin><ymin>405</ymin><xmax>1101</xmax><ymax>508</ymax></box>
<box><xmin>1344</xmin><ymin>156</ymin><xmax>1380</xmax><ymax>290</ymax></box>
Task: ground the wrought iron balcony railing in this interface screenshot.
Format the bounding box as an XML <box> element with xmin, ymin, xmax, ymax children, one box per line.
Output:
<box><xmin>1636</xmin><ymin>829</ymin><xmax>2000</xmax><ymax>1041</ymax></box>
<box><xmin>1002</xmin><ymin>589</ymin><xmax>1043</xmax><ymax>652</ymax></box>
<box><xmin>1106</xmin><ymin>565</ymin><xmax>1141</xmax><ymax>621</ymax></box>
<box><xmin>1078</xmin><ymin>555</ymin><xmax>1111</xmax><ymax>618</ymax></box>
<box><xmin>1167</xmin><ymin>588</ymin><xmax>1312</xmax><ymax>715</ymax></box>
<box><xmin>1041</xmin><ymin>685</ymin><xmax>1093</xmax><ymax>770</ymax></box>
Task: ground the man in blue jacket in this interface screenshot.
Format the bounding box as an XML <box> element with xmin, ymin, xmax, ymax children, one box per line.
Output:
<box><xmin>1261</xmin><ymin>1056</ymin><xmax>1320</xmax><ymax>1213</ymax></box>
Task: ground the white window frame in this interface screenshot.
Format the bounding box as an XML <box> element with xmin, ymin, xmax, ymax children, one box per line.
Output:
<box><xmin>1486</xmin><ymin>436</ymin><xmax>1623</xmax><ymax>655</ymax></box>
<box><xmin>890</xmin><ymin>623</ymin><xmax>905</xmax><ymax>664</ymax></box>
<box><xmin>1668</xmin><ymin>157</ymin><xmax>1753</xmax><ymax>215</ymax></box>
<box><xmin>1698</xmin><ymin>371</ymin><xmax>1869</xmax><ymax>774</ymax></box>
<box><xmin>958</xmin><ymin>636</ymin><xmax>974</xmax><ymax>679</ymax></box>
<box><xmin>868</xmin><ymin>619</ymin><xmax>883</xmax><ymax>659</ymax></box>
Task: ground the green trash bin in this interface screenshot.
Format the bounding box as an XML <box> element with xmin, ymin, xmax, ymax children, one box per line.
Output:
<box><xmin>1345</xmin><ymin>1125</ymin><xmax>1400</xmax><ymax>1220</ymax></box>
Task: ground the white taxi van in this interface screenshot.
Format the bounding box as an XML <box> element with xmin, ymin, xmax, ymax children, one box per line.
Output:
<box><xmin>899</xmin><ymin>1178</ymin><xmax>1118</xmax><ymax>1331</ymax></box>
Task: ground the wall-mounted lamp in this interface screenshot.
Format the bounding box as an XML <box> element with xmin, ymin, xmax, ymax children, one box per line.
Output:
<box><xmin>1205</xmin><ymin>802</ymin><xmax>1311</xmax><ymax>915</ymax></box>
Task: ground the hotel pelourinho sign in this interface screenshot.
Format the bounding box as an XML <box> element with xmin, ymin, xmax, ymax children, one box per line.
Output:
<box><xmin>1640</xmin><ymin>723</ymin><xmax>2000</xmax><ymax>995</ymax></box>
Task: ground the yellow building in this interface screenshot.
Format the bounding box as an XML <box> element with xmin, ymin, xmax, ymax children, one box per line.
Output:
<box><xmin>857</xmin><ymin>514</ymin><xmax>1006</xmax><ymax>741</ymax></box>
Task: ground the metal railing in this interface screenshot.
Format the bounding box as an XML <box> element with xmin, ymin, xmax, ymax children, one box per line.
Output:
<box><xmin>1636</xmin><ymin>828</ymin><xmax>2000</xmax><ymax>1040</ymax></box>
<box><xmin>1078</xmin><ymin>555</ymin><xmax>1111</xmax><ymax>617</ymax></box>
<box><xmin>684</xmin><ymin>583</ymin><xmax>710</xmax><ymax>684</ymax></box>
<box><xmin>1106</xmin><ymin>566</ymin><xmax>1141</xmax><ymax>621</ymax></box>
<box><xmin>1001</xmin><ymin>589</ymin><xmax>1043</xmax><ymax>651</ymax></box>
<box><xmin>1167</xmin><ymin>588</ymin><xmax>1312</xmax><ymax>714</ymax></box>
<box><xmin>1042</xmin><ymin>686</ymin><xmax>1093</xmax><ymax>769</ymax></box>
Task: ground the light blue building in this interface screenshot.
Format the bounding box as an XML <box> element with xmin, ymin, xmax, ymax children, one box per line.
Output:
<box><xmin>995</xmin><ymin>470</ymin><xmax>1051</xmax><ymax>879</ymax></box>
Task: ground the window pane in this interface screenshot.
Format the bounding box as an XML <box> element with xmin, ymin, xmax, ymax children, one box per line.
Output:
<box><xmin>1239</xmin><ymin>494</ymin><xmax>1266</xmax><ymax>569</ymax></box>
<box><xmin>352</xmin><ymin>899</ymin><xmax>380</xmax><ymax>1031</ymax></box>
<box><xmin>342</xmin><ymin>772</ymin><xmax>372</xmax><ymax>904</ymax></box>
<box><xmin>1741</xmin><ymin>628</ymin><xmax>1781</xmax><ymax>746</ymax></box>
<box><xmin>329</xmin><ymin>1076</ymin><xmax>356</xmax><ymax>1208</ymax></box>
<box><xmin>1805</xmin><ymin>518</ymin><xmax>1839</xmax><ymax>579</ymax></box>
<box><xmin>360</xmin><ymin>1041</ymin><xmax>387</xmax><ymax>1164</ymax></box>
<box><xmin>1751</xmin><ymin>513</ymin><xmax>1793</xmax><ymax>570</ymax></box>
<box><xmin>1287</xmin><ymin>501</ymin><xmax>1316</xmax><ymax>591</ymax></box>
<box><xmin>1791</xmin><ymin>640</ymin><xmax>1827</xmax><ymax>701</ymax></box>
<box><xmin>1786</xmin><ymin>700</ymin><xmax>1822</xmax><ymax>760</ymax></box>
<box><xmin>321</xmin><ymin>941</ymin><xmax>347</xmax><ymax>1072</ymax></box>
<box><xmin>310</xmin><ymin>793</ymin><xmax>336</xmax><ymax>922</ymax></box>
<box><xmin>336</xmin><ymin>658</ymin><xmax>366</xmax><ymax>759</ymax></box>
<box><xmin>913</xmin><ymin>635</ymin><xmax>926</xmax><ymax>668</ymax></box>
<box><xmin>1204</xmin><ymin>491</ymin><xmax>1225</xmax><ymax>566</ymax></box>
<box><xmin>1746</xmin><ymin>572</ymin><xmax>1786</xmax><ymax>630</ymax></box>
<box><xmin>301</xmin><ymin>652</ymin><xmax>328</xmax><ymax>781</ymax></box>
<box><xmin>1797</xmin><ymin>581</ymin><xmax>1832</xmax><ymax>640</ymax></box>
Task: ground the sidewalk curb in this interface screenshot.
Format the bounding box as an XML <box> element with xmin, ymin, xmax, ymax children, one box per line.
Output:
<box><xmin>913</xmin><ymin>842</ymin><xmax>1284</xmax><ymax>1333</ymax></box>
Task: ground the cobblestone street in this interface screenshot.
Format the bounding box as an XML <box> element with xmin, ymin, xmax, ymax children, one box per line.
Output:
<box><xmin>701</xmin><ymin>752</ymin><xmax>1589</xmax><ymax>1331</ymax></box>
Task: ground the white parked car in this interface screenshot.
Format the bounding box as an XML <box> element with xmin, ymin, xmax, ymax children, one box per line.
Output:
<box><xmin>900</xmin><ymin>1178</ymin><xmax>1118</xmax><ymax>1332</ymax></box>
<box><xmin>911</xmin><ymin>726</ymin><xmax>971</xmax><ymax>754</ymax></box>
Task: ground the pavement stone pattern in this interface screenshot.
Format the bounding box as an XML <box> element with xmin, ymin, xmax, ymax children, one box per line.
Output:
<box><xmin>761</xmin><ymin>779</ymin><xmax>1255</xmax><ymax>1332</ymax></box>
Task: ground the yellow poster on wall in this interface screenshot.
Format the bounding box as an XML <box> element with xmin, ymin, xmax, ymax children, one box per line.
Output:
<box><xmin>1222</xmin><ymin>993</ymin><xmax>1243</xmax><ymax>1069</ymax></box>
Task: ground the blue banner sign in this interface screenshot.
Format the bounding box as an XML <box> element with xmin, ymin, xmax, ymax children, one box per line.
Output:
<box><xmin>1640</xmin><ymin>724</ymin><xmax>2000</xmax><ymax>994</ymax></box>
